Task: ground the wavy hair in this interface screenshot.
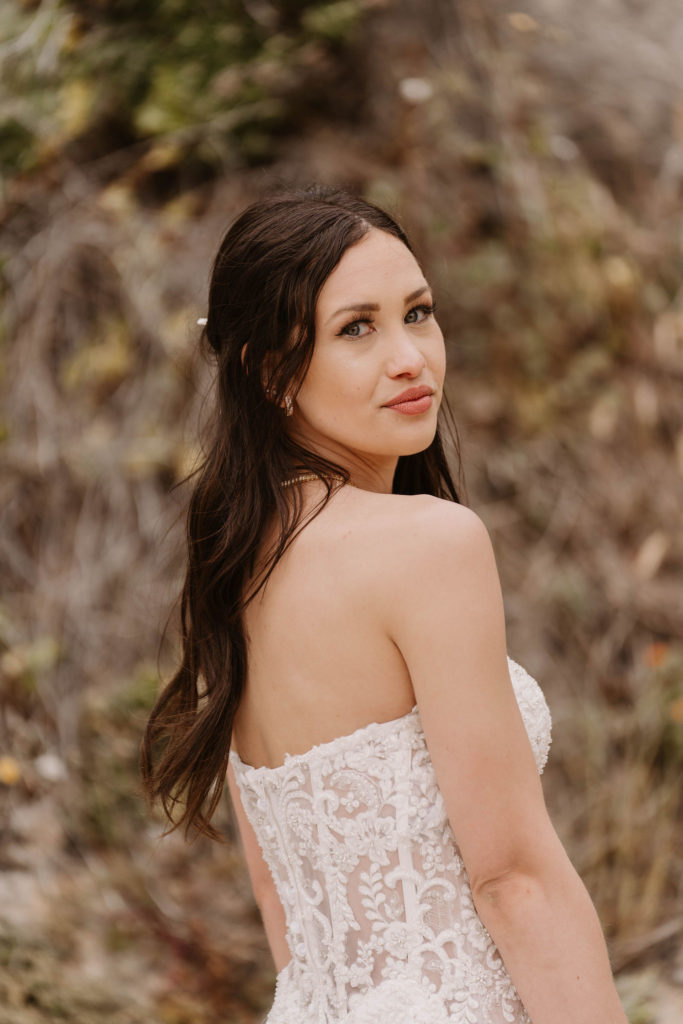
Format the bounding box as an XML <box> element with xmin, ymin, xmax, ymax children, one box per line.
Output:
<box><xmin>141</xmin><ymin>185</ymin><xmax>465</xmax><ymax>837</ymax></box>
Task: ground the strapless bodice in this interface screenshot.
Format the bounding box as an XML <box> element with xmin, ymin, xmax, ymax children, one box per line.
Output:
<box><xmin>230</xmin><ymin>655</ymin><xmax>551</xmax><ymax>1023</ymax></box>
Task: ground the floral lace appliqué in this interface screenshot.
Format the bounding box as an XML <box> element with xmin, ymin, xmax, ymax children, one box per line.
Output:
<box><xmin>230</xmin><ymin>655</ymin><xmax>551</xmax><ymax>1023</ymax></box>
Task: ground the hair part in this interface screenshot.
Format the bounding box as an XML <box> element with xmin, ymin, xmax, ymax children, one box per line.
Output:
<box><xmin>140</xmin><ymin>185</ymin><xmax>465</xmax><ymax>838</ymax></box>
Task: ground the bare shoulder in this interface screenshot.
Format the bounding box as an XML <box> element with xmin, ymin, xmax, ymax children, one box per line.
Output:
<box><xmin>321</xmin><ymin>489</ymin><xmax>496</xmax><ymax>620</ymax></box>
<box><xmin>332</xmin><ymin>487</ymin><xmax>483</xmax><ymax>545</ymax></box>
<box><xmin>391</xmin><ymin>493</ymin><xmax>487</xmax><ymax>549</ymax></box>
<box><xmin>324</xmin><ymin>491</ymin><xmax>502</xmax><ymax>665</ymax></box>
<box><xmin>337</xmin><ymin>490</ymin><xmax>492</xmax><ymax>575</ymax></box>
<box><xmin>401</xmin><ymin>496</ymin><xmax>495</xmax><ymax>576</ymax></box>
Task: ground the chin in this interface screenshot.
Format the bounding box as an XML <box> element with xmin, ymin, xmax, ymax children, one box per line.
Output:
<box><xmin>400</xmin><ymin>425</ymin><xmax>439</xmax><ymax>455</ymax></box>
<box><xmin>389</xmin><ymin>432</ymin><xmax>438</xmax><ymax>459</ymax></box>
<box><xmin>399</xmin><ymin>440</ymin><xmax>435</xmax><ymax>457</ymax></box>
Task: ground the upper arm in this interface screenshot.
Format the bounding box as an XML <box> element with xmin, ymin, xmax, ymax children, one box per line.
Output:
<box><xmin>382</xmin><ymin>500</ymin><xmax>557</xmax><ymax>892</ymax></box>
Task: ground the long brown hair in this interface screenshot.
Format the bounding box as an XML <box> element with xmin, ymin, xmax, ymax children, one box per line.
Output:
<box><xmin>141</xmin><ymin>185</ymin><xmax>465</xmax><ymax>838</ymax></box>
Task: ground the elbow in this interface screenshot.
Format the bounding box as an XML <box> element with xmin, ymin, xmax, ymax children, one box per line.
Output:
<box><xmin>471</xmin><ymin>867</ymin><xmax>547</xmax><ymax>915</ymax></box>
<box><xmin>470</xmin><ymin>853</ymin><xmax>570</xmax><ymax>931</ymax></box>
<box><xmin>468</xmin><ymin>825</ymin><xmax>568</xmax><ymax>915</ymax></box>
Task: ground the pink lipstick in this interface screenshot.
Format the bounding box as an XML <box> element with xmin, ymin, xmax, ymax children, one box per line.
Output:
<box><xmin>383</xmin><ymin>385</ymin><xmax>434</xmax><ymax>415</ymax></box>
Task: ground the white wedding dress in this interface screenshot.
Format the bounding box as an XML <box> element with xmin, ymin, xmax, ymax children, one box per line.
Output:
<box><xmin>230</xmin><ymin>655</ymin><xmax>552</xmax><ymax>1024</ymax></box>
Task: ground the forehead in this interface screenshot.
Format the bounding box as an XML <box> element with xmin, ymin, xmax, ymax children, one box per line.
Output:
<box><xmin>317</xmin><ymin>229</ymin><xmax>423</xmax><ymax>308</ymax></box>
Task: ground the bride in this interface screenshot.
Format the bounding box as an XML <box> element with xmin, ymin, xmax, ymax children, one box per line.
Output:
<box><xmin>141</xmin><ymin>185</ymin><xmax>627</xmax><ymax>1023</ymax></box>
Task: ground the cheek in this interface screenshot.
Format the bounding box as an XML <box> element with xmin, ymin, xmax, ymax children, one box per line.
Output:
<box><xmin>431</xmin><ymin>332</ymin><xmax>447</xmax><ymax>380</ymax></box>
<box><xmin>302</xmin><ymin>356</ymin><xmax>342</xmax><ymax>404</ymax></box>
<box><xmin>303</xmin><ymin>347</ymin><xmax>371</xmax><ymax>405</ymax></box>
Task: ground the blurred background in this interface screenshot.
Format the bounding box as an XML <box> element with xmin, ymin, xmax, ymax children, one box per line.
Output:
<box><xmin>1</xmin><ymin>0</ymin><xmax>682</xmax><ymax>1021</ymax></box>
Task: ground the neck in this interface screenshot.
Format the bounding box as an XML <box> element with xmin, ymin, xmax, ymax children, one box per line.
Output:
<box><xmin>286</xmin><ymin>431</ymin><xmax>397</xmax><ymax>494</ymax></box>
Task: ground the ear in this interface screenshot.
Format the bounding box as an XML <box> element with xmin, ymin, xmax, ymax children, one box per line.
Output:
<box><xmin>241</xmin><ymin>342</ymin><xmax>271</xmax><ymax>387</ymax></box>
<box><xmin>260</xmin><ymin>351</ymin><xmax>282</xmax><ymax>392</ymax></box>
<box><xmin>251</xmin><ymin>349</ymin><xmax>285</xmax><ymax>409</ymax></box>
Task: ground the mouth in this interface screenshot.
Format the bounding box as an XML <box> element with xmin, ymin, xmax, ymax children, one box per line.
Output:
<box><xmin>383</xmin><ymin>386</ymin><xmax>435</xmax><ymax>415</ymax></box>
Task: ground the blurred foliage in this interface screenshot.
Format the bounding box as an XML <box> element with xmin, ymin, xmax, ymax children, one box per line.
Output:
<box><xmin>0</xmin><ymin>0</ymin><xmax>369</xmax><ymax>182</ymax></box>
<box><xmin>71</xmin><ymin>665</ymin><xmax>158</xmax><ymax>849</ymax></box>
<box><xmin>566</xmin><ymin>646</ymin><xmax>683</xmax><ymax>940</ymax></box>
<box><xmin>0</xmin><ymin>927</ymin><xmax>151</xmax><ymax>1023</ymax></box>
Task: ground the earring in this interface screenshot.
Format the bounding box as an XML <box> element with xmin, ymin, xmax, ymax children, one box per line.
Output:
<box><xmin>284</xmin><ymin>395</ymin><xmax>293</xmax><ymax>416</ymax></box>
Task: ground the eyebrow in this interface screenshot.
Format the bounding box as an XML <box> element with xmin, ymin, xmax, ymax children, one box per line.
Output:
<box><xmin>325</xmin><ymin>285</ymin><xmax>432</xmax><ymax>326</ymax></box>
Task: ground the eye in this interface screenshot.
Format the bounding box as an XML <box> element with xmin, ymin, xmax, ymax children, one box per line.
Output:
<box><xmin>338</xmin><ymin>317</ymin><xmax>374</xmax><ymax>338</ymax></box>
<box><xmin>405</xmin><ymin>303</ymin><xmax>436</xmax><ymax>325</ymax></box>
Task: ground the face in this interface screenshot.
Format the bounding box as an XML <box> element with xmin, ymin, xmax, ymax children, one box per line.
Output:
<box><xmin>290</xmin><ymin>228</ymin><xmax>446</xmax><ymax>490</ymax></box>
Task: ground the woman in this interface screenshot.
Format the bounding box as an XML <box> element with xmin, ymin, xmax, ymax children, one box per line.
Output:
<box><xmin>141</xmin><ymin>186</ymin><xmax>627</xmax><ymax>1023</ymax></box>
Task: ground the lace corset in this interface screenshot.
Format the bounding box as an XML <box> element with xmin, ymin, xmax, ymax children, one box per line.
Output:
<box><xmin>230</xmin><ymin>656</ymin><xmax>552</xmax><ymax>1024</ymax></box>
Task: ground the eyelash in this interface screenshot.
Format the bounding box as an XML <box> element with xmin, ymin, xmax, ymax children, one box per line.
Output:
<box><xmin>337</xmin><ymin>302</ymin><xmax>437</xmax><ymax>338</ymax></box>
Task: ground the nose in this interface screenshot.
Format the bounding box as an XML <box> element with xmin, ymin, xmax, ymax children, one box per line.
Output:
<box><xmin>385</xmin><ymin>327</ymin><xmax>427</xmax><ymax>378</ymax></box>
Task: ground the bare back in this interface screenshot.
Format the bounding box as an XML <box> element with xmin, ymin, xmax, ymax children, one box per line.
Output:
<box><xmin>231</xmin><ymin>484</ymin><xmax>428</xmax><ymax>770</ymax></box>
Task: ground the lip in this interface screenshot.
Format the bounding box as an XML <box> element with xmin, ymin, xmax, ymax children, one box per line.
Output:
<box><xmin>383</xmin><ymin>385</ymin><xmax>435</xmax><ymax>408</ymax></box>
